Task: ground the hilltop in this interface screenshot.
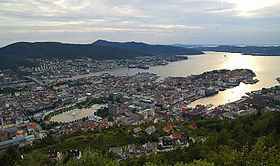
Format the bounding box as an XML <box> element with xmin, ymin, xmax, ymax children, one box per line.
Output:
<box><xmin>0</xmin><ymin>42</ymin><xmax>148</xmax><ymax>69</ymax></box>
<box><xmin>93</xmin><ymin>40</ymin><xmax>203</xmax><ymax>56</ymax></box>
<box><xmin>0</xmin><ymin>41</ymin><xmax>203</xmax><ymax>70</ymax></box>
<box><xmin>196</xmin><ymin>45</ymin><xmax>280</xmax><ymax>56</ymax></box>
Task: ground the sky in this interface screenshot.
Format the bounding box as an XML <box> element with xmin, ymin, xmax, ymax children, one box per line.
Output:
<box><xmin>0</xmin><ymin>0</ymin><xmax>279</xmax><ymax>47</ymax></box>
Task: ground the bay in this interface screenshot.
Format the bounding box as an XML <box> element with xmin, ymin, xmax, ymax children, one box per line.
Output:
<box><xmin>69</xmin><ymin>51</ymin><xmax>280</xmax><ymax>107</ymax></box>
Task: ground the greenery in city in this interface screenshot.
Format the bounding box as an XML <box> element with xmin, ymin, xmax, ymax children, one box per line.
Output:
<box><xmin>1</xmin><ymin>111</ymin><xmax>280</xmax><ymax>166</ymax></box>
<box><xmin>95</xmin><ymin>106</ymin><xmax>110</xmax><ymax>118</ymax></box>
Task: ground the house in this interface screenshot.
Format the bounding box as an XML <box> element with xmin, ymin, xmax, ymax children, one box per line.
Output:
<box><xmin>145</xmin><ymin>126</ymin><xmax>156</xmax><ymax>135</ymax></box>
<box><xmin>67</xmin><ymin>150</ymin><xmax>81</xmax><ymax>160</ymax></box>
<box><xmin>131</xmin><ymin>127</ymin><xmax>142</xmax><ymax>136</ymax></box>
<box><xmin>173</xmin><ymin>125</ymin><xmax>184</xmax><ymax>132</ymax></box>
<box><xmin>171</xmin><ymin>132</ymin><xmax>182</xmax><ymax>139</ymax></box>
<box><xmin>163</xmin><ymin>124</ymin><xmax>173</xmax><ymax>133</ymax></box>
<box><xmin>178</xmin><ymin>137</ymin><xmax>190</xmax><ymax>148</ymax></box>
<box><xmin>189</xmin><ymin>122</ymin><xmax>197</xmax><ymax>129</ymax></box>
<box><xmin>127</xmin><ymin>144</ymin><xmax>137</xmax><ymax>153</ymax></box>
<box><xmin>26</xmin><ymin>123</ymin><xmax>37</xmax><ymax>134</ymax></box>
<box><xmin>162</xmin><ymin>139</ymin><xmax>173</xmax><ymax>147</ymax></box>
<box><xmin>48</xmin><ymin>150</ymin><xmax>63</xmax><ymax>161</ymax></box>
<box><xmin>178</xmin><ymin>137</ymin><xmax>188</xmax><ymax>145</ymax></box>
<box><xmin>201</xmin><ymin>137</ymin><xmax>207</xmax><ymax>143</ymax></box>
<box><xmin>143</xmin><ymin>142</ymin><xmax>157</xmax><ymax>152</ymax></box>
<box><xmin>109</xmin><ymin>147</ymin><xmax>123</xmax><ymax>157</ymax></box>
<box><xmin>189</xmin><ymin>137</ymin><xmax>196</xmax><ymax>144</ymax></box>
<box><xmin>16</xmin><ymin>130</ymin><xmax>27</xmax><ymax>137</ymax></box>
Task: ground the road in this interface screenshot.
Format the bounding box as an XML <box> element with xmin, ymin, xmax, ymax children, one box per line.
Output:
<box><xmin>23</xmin><ymin>76</ymin><xmax>45</xmax><ymax>86</ymax></box>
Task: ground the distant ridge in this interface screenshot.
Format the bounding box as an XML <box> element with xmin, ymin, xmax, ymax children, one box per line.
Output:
<box><xmin>0</xmin><ymin>42</ymin><xmax>149</xmax><ymax>69</ymax></box>
<box><xmin>92</xmin><ymin>39</ymin><xmax>203</xmax><ymax>55</ymax></box>
<box><xmin>0</xmin><ymin>42</ymin><xmax>148</xmax><ymax>59</ymax></box>
<box><xmin>196</xmin><ymin>45</ymin><xmax>280</xmax><ymax>56</ymax></box>
<box><xmin>0</xmin><ymin>40</ymin><xmax>203</xmax><ymax>70</ymax></box>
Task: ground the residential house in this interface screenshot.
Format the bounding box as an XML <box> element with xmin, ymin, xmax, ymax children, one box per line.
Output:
<box><xmin>67</xmin><ymin>150</ymin><xmax>81</xmax><ymax>160</ymax></box>
<box><xmin>48</xmin><ymin>150</ymin><xmax>63</xmax><ymax>161</ymax></box>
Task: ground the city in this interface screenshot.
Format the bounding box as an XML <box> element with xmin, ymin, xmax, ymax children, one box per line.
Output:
<box><xmin>0</xmin><ymin>0</ymin><xmax>280</xmax><ymax>165</ymax></box>
<box><xmin>2</xmin><ymin>57</ymin><xmax>279</xmax><ymax>154</ymax></box>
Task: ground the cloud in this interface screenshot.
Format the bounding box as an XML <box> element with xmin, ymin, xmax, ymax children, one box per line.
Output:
<box><xmin>0</xmin><ymin>0</ymin><xmax>279</xmax><ymax>46</ymax></box>
<box><xmin>140</xmin><ymin>24</ymin><xmax>203</xmax><ymax>29</ymax></box>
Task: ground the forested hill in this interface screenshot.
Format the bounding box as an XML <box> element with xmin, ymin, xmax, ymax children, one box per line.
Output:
<box><xmin>197</xmin><ymin>45</ymin><xmax>280</xmax><ymax>56</ymax></box>
<box><xmin>0</xmin><ymin>42</ymin><xmax>150</xmax><ymax>70</ymax></box>
<box><xmin>0</xmin><ymin>41</ymin><xmax>203</xmax><ymax>70</ymax></box>
<box><xmin>92</xmin><ymin>40</ymin><xmax>204</xmax><ymax>55</ymax></box>
<box><xmin>1</xmin><ymin>111</ymin><xmax>279</xmax><ymax>166</ymax></box>
<box><xmin>0</xmin><ymin>42</ymin><xmax>149</xmax><ymax>60</ymax></box>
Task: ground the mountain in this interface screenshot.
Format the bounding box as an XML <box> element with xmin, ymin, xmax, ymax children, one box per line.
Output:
<box><xmin>0</xmin><ymin>42</ymin><xmax>149</xmax><ymax>70</ymax></box>
<box><xmin>0</xmin><ymin>40</ymin><xmax>204</xmax><ymax>70</ymax></box>
<box><xmin>171</xmin><ymin>44</ymin><xmax>218</xmax><ymax>48</ymax></box>
<box><xmin>0</xmin><ymin>42</ymin><xmax>149</xmax><ymax>59</ymax></box>
<box><xmin>196</xmin><ymin>45</ymin><xmax>280</xmax><ymax>56</ymax></box>
<box><xmin>93</xmin><ymin>40</ymin><xmax>204</xmax><ymax>55</ymax></box>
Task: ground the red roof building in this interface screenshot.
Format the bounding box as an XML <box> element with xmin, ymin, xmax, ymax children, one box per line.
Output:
<box><xmin>189</xmin><ymin>122</ymin><xmax>197</xmax><ymax>129</ymax></box>
<box><xmin>171</xmin><ymin>132</ymin><xmax>182</xmax><ymax>139</ymax></box>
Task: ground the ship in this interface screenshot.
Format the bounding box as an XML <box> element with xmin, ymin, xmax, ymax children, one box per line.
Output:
<box><xmin>276</xmin><ymin>77</ymin><xmax>280</xmax><ymax>83</ymax></box>
<box><xmin>128</xmin><ymin>65</ymin><xmax>137</xmax><ymax>68</ymax></box>
<box><xmin>161</xmin><ymin>62</ymin><xmax>169</xmax><ymax>66</ymax></box>
<box><xmin>138</xmin><ymin>65</ymin><xmax>149</xmax><ymax>70</ymax></box>
<box><xmin>243</xmin><ymin>79</ymin><xmax>259</xmax><ymax>84</ymax></box>
<box><xmin>100</xmin><ymin>73</ymin><xmax>114</xmax><ymax>79</ymax></box>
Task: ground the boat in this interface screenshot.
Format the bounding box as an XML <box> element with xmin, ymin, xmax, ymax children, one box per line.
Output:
<box><xmin>243</xmin><ymin>79</ymin><xmax>259</xmax><ymax>84</ymax></box>
<box><xmin>128</xmin><ymin>65</ymin><xmax>137</xmax><ymax>68</ymax></box>
<box><xmin>161</xmin><ymin>62</ymin><xmax>169</xmax><ymax>66</ymax></box>
<box><xmin>100</xmin><ymin>73</ymin><xmax>114</xmax><ymax>79</ymax></box>
<box><xmin>138</xmin><ymin>65</ymin><xmax>149</xmax><ymax>70</ymax></box>
<box><xmin>276</xmin><ymin>77</ymin><xmax>280</xmax><ymax>83</ymax></box>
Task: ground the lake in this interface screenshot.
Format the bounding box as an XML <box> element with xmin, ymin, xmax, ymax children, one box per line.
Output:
<box><xmin>50</xmin><ymin>104</ymin><xmax>106</xmax><ymax>123</ymax></box>
<box><xmin>69</xmin><ymin>51</ymin><xmax>280</xmax><ymax>106</ymax></box>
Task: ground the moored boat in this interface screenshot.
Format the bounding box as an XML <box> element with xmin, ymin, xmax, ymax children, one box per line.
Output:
<box><xmin>161</xmin><ymin>62</ymin><xmax>169</xmax><ymax>66</ymax></box>
<box><xmin>128</xmin><ymin>65</ymin><xmax>137</xmax><ymax>68</ymax></box>
<box><xmin>138</xmin><ymin>65</ymin><xmax>149</xmax><ymax>69</ymax></box>
<box><xmin>276</xmin><ymin>77</ymin><xmax>280</xmax><ymax>83</ymax></box>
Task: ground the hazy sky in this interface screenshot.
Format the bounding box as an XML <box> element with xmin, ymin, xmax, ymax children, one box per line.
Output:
<box><xmin>0</xmin><ymin>0</ymin><xmax>279</xmax><ymax>46</ymax></box>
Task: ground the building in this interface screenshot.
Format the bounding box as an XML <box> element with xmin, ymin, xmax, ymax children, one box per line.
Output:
<box><xmin>67</xmin><ymin>150</ymin><xmax>81</xmax><ymax>160</ymax></box>
<box><xmin>146</xmin><ymin>109</ymin><xmax>155</xmax><ymax>117</ymax></box>
<box><xmin>108</xmin><ymin>104</ymin><xmax>119</xmax><ymax>117</ymax></box>
<box><xmin>48</xmin><ymin>150</ymin><xmax>63</xmax><ymax>161</ymax></box>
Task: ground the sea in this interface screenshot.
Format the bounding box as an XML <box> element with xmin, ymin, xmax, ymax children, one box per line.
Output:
<box><xmin>69</xmin><ymin>51</ymin><xmax>280</xmax><ymax>107</ymax></box>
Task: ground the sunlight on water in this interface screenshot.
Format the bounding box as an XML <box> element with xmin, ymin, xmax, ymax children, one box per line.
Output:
<box><xmin>69</xmin><ymin>51</ymin><xmax>280</xmax><ymax>106</ymax></box>
<box><xmin>223</xmin><ymin>53</ymin><xmax>258</xmax><ymax>71</ymax></box>
<box><xmin>224</xmin><ymin>83</ymin><xmax>251</xmax><ymax>103</ymax></box>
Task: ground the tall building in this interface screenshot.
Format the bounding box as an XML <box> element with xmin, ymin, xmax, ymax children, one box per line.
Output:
<box><xmin>108</xmin><ymin>104</ymin><xmax>119</xmax><ymax>117</ymax></box>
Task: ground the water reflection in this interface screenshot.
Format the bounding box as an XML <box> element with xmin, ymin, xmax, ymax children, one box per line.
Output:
<box><xmin>68</xmin><ymin>51</ymin><xmax>280</xmax><ymax>106</ymax></box>
<box><xmin>223</xmin><ymin>53</ymin><xmax>258</xmax><ymax>71</ymax></box>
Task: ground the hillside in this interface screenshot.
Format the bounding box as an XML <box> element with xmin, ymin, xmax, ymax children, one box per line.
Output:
<box><xmin>93</xmin><ymin>40</ymin><xmax>204</xmax><ymax>56</ymax></box>
<box><xmin>1</xmin><ymin>112</ymin><xmax>279</xmax><ymax>166</ymax></box>
<box><xmin>0</xmin><ymin>42</ymin><xmax>150</xmax><ymax>70</ymax></box>
<box><xmin>197</xmin><ymin>45</ymin><xmax>280</xmax><ymax>56</ymax></box>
